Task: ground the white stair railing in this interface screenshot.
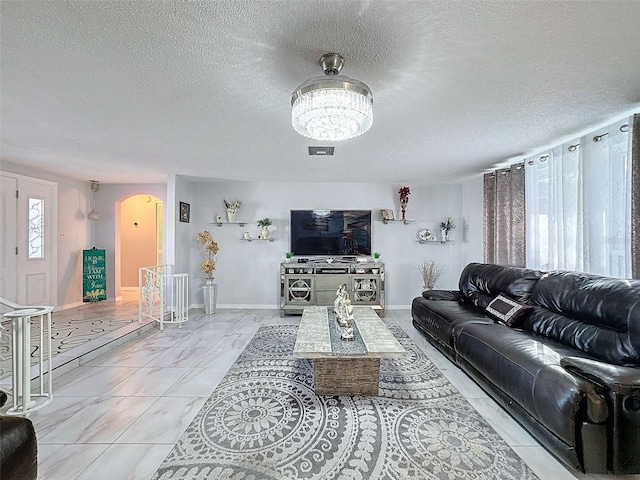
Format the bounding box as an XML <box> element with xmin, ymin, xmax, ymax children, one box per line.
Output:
<box><xmin>138</xmin><ymin>265</ymin><xmax>189</xmax><ymax>330</ymax></box>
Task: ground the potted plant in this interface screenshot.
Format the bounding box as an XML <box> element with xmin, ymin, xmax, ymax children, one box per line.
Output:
<box><xmin>257</xmin><ymin>218</ymin><xmax>272</xmax><ymax>239</ymax></box>
<box><xmin>224</xmin><ymin>199</ymin><xmax>242</xmax><ymax>222</ymax></box>
<box><xmin>439</xmin><ymin>217</ymin><xmax>456</xmax><ymax>242</ymax></box>
<box><xmin>417</xmin><ymin>260</ymin><xmax>443</xmax><ymax>290</ymax></box>
<box><xmin>285</xmin><ymin>251</ymin><xmax>294</xmax><ymax>262</ymax></box>
<box><xmin>373</xmin><ymin>251</ymin><xmax>381</xmax><ymax>262</ymax></box>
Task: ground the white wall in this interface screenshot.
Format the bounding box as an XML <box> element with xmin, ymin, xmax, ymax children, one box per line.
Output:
<box><xmin>462</xmin><ymin>174</ymin><xmax>485</xmax><ymax>266</ymax></box>
<box><xmin>180</xmin><ymin>178</ymin><xmax>483</xmax><ymax>309</ymax></box>
<box><xmin>0</xmin><ymin>161</ymin><xmax>485</xmax><ymax>310</ymax></box>
<box><xmin>170</xmin><ymin>174</ymin><xmax>193</xmax><ymax>278</ymax></box>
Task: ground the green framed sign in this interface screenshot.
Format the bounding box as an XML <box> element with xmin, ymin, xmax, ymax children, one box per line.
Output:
<box><xmin>82</xmin><ymin>249</ymin><xmax>107</xmax><ymax>302</ymax></box>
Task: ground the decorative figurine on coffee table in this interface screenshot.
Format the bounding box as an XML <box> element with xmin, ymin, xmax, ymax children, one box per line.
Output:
<box><xmin>333</xmin><ymin>284</ymin><xmax>347</xmax><ymax>326</ymax></box>
<box><xmin>333</xmin><ymin>285</ymin><xmax>355</xmax><ymax>340</ymax></box>
<box><xmin>335</xmin><ymin>285</ymin><xmax>349</xmax><ymax>327</ymax></box>
<box><xmin>341</xmin><ymin>300</ymin><xmax>355</xmax><ymax>341</ymax></box>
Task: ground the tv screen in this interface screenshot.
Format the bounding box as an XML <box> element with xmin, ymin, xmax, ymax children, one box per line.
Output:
<box><xmin>290</xmin><ymin>210</ymin><xmax>372</xmax><ymax>256</ymax></box>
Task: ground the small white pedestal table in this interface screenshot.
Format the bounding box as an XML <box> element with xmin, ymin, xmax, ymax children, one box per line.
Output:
<box><xmin>4</xmin><ymin>306</ymin><xmax>54</xmax><ymax>415</ymax></box>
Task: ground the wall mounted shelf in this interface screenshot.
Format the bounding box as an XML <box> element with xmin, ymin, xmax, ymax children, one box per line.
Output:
<box><xmin>381</xmin><ymin>219</ymin><xmax>416</xmax><ymax>225</ymax></box>
<box><xmin>212</xmin><ymin>221</ymin><xmax>247</xmax><ymax>227</ymax></box>
<box><xmin>242</xmin><ymin>237</ymin><xmax>276</xmax><ymax>242</ymax></box>
<box><xmin>418</xmin><ymin>240</ymin><xmax>453</xmax><ymax>245</ymax></box>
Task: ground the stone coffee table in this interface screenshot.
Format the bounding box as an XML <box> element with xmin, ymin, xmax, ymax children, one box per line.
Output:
<box><xmin>293</xmin><ymin>306</ymin><xmax>406</xmax><ymax>396</ymax></box>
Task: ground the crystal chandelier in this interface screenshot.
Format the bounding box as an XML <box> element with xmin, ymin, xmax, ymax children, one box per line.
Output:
<box><xmin>291</xmin><ymin>53</ymin><xmax>373</xmax><ymax>142</ymax></box>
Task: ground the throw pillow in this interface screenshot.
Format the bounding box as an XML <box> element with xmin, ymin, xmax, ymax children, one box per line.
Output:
<box><xmin>485</xmin><ymin>294</ymin><xmax>533</xmax><ymax>327</ymax></box>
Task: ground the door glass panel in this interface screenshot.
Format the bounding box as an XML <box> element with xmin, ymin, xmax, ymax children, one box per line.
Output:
<box><xmin>28</xmin><ymin>197</ymin><xmax>44</xmax><ymax>259</ymax></box>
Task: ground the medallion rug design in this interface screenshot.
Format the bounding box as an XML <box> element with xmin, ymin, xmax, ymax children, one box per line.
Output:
<box><xmin>153</xmin><ymin>325</ymin><xmax>538</xmax><ymax>480</ymax></box>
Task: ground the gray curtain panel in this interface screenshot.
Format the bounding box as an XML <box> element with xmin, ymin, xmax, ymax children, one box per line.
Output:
<box><xmin>483</xmin><ymin>164</ymin><xmax>526</xmax><ymax>267</ymax></box>
<box><xmin>632</xmin><ymin>114</ymin><xmax>640</xmax><ymax>279</ymax></box>
<box><xmin>483</xmin><ymin>172</ymin><xmax>496</xmax><ymax>263</ymax></box>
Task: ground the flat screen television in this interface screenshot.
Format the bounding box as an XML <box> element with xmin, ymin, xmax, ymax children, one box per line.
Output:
<box><xmin>290</xmin><ymin>210</ymin><xmax>372</xmax><ymax>257</ymax></box>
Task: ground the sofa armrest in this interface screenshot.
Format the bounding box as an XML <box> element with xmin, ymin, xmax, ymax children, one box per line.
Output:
<box><xmin>561</xmin><ymin>357</ymin><xmax>640</xmax><ymax>395</ymax></box>
<box><xmin>0</xmin><ymin>416</ymin><xmax>38</xmax><ymax>480</ymax></box>
<box><xmin>421</xmin><ymin>290</ymin><xmax>463</xmax><ymax>302</ymax></box>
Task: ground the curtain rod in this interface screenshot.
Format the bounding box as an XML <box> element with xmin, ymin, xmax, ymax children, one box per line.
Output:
<box><xmin>567</xmin><ymin>123</ymin><xmax>628</xmax><ymax>150</ymax></box>
<box><xmin>496</xmin><ymin>122</ymin><xmax>630</xmax><ymax>171</ymax></box>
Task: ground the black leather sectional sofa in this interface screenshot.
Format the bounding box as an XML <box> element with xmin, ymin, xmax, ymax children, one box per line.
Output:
<box><xmin>0</xmin><ymin>391</ymin><xmax>38</xmax><ymax>480</ymax></box>
<box><xmin>411</xmin><ymin>262</ymin><xmax>640</xmax><ymax>474</ymax></box>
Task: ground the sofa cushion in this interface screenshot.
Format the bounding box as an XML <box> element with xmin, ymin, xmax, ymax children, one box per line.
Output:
<box><xmin>411</xmin><ymin>296</ymin><xmax>494</xmax><ymax>353</ymax></box>
<box><xmin>455</xmin><ymin>323</ymin><xmax>607</xmax><ymax>446</ymax></box>
<box><xmin>458</xmin><ymin>263</ymin><xmax>543</xmax><ymax>308</ymax></box>
<box><xmin>526</xmin><ymin>271</ymin><xmax>640</xmax><ymax>366</ymax></box>
<box><xmin>485</xmin><ymin>294</ymin><xmax>533</xmax><ymax>326</ymax></box>
<box><xmin>421</xmin><ymin>290</ymin><xmax>463</xmax><ymax>302</ymax></box>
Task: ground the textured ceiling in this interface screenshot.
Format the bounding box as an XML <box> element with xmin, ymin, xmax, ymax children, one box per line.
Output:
<box><xmin>1</xmin><ymin>1</ymin><xmax>639</xmax><ymax>184</ymax></box>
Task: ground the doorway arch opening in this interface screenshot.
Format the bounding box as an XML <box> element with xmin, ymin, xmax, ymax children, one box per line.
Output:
<box><xmin>117</xmin><ymin>194</ymin><xmax>164</xmax><ymax>300</ymax></box>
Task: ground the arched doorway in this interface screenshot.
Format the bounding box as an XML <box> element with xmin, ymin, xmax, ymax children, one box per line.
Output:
<box><xmin>119</xmin><ymin>195</ymin><xmax>163</xmax><ymax>296</ymax></box>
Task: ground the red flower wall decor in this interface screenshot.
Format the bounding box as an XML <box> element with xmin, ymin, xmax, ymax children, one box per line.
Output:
<box><xmin>398</xmin><ymin>186</ymin><xmax>411</xmax><ymax>220</ymax></box>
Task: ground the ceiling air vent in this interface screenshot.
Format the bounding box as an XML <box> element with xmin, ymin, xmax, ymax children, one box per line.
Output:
<box><xmin>308</xmin><ymin>146</ymin><xmax>335</xmax><ymax>156</ymax></box>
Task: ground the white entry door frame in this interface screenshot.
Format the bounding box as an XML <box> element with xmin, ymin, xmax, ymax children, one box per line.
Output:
<box><xmin>0</xmin><ymin>172</ymin><xmax>57</xmax><ymax>307</ymax></box>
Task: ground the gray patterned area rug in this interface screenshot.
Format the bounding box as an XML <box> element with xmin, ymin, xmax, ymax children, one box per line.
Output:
<box><xmin>152</xmin><ymin>325</ymin><xmax>538</xmax><ymax>480</ymax></box>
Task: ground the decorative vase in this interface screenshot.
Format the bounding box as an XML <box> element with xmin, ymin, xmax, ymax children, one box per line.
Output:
<box><xmin>261</xmin><ymin>226</ymin><xmax>269</xmax><ymax>239</ymax></box>
<box><xmin>400</xmin><ymin>204</ymin><xmax>407</xmax><ymax>221</ymax></box>
<box><xmin>202</xmin><ymin>278</ymin><xmax>217</xmax><ymax>315</ymax></box>
<box><xmin>226</xmin><ymin>209</ymin><xmax>237</xmax><ymax>222</ymax></box>
<box><xmin>441</xmin><ymin>228</ymin><xmax>447</xmax><ymax>243</ymax></box>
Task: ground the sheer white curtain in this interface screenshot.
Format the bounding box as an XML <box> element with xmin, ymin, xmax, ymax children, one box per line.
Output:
<box><xmin>579</xmin><ymin>121</ymin><xmax>632</xmax><ymax>277</ymax></box>
<box><xmin>525</xmin><ymin>144</ymin><xmax>581</xmax><ymax>271</ymax></box>
<box><xmin>525</xmin><ymin>118</ymin><xmax>632</xmax><ymax>277</ymax></box>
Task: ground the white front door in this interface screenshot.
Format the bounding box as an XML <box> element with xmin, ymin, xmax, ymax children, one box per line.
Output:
<box><xmin>0</xmin><ymin>175</ymin><xmax>18</xmax><ymax>302</ymax></box>
<box><xmin>0</xmin><ymin>173</ymin><xmax>57</xmax><ymax>306</ymax></box>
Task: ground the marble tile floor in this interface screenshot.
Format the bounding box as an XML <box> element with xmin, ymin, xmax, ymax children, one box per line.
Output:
<box><xmin>0</xmin><ymin>290</ymin><xmax>151</xmax><ymax>381</ymax></box>
<box><xmin>2</xmin><ymin>307</ymin><xmax>638</xmax><ymax>480</ymax></box>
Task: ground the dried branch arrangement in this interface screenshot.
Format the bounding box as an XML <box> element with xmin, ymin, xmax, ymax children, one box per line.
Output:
<box><xmin>417</xmin><ymin>260</ymin><xmax>444</xmax><ymax>290</ymax></box>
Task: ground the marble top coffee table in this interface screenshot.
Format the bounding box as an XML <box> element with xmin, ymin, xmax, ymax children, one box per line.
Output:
<box><xmin>293</xmin><ymin>306</ymin><xmax>406</xmax><ymax>396</ymax></box>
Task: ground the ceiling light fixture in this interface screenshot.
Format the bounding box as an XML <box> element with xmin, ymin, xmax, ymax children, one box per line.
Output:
<box><xmin>291</xmin><ymin>53</ymin><xmax>373</xmax><ymax>142</ymax></box>
<box><xmin>88</xmin><ymin>180</ymin><xmax>100</xmax><ymax>221</ymax></box>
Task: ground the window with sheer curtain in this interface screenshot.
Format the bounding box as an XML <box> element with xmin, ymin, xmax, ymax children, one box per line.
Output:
<box><xmin>525</xmin><ymin>117</ymin><xmax>634</xmax><ymax>278</ymax></box>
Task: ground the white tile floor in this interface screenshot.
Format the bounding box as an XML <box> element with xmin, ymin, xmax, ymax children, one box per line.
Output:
<box><xmin>7</xmin><ymin>308</ymin><xmax>640</xmax><ymax>480</ymax></box>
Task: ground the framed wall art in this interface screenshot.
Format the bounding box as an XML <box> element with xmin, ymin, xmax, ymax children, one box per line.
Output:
<box><xmin>380</xmin><ymin>209</ymin><xmax>394</xmax><ymax>221</ymax></box>
<box><xmin>179</xmin><ymin>202</ymin><xmax>190</xmax><ymax>223</ymax></box>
